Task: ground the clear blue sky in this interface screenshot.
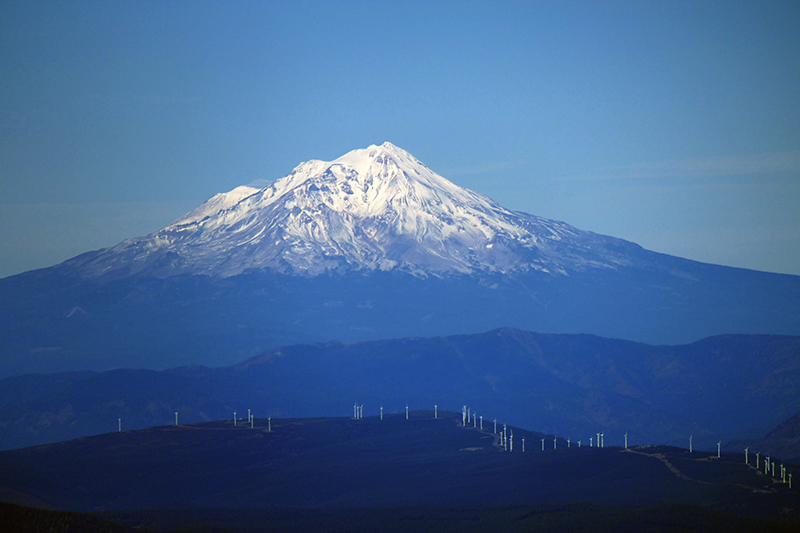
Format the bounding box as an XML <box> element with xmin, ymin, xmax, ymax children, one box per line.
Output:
<box><xmin>2</xmin><ymin>0</ymin><xmax>799</xmax><ymax>278</ymax></box>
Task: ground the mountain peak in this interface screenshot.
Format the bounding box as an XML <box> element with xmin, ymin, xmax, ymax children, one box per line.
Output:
<box><xmin>63</xmin><ymin>143</ymin><xmax>640</xmax><ymax>279</ymax></box>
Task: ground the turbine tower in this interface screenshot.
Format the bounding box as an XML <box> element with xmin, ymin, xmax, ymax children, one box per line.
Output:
<box><xmin>118</xmin><ymin>419</ymin><xmax>121</xmax><ymax>432</ymax></box>
<box><xmin>624</xmin><ymin>432</ymin><xmax>628</xmax><ymax>449</ymax></box>
<box><xmin>744</xmin><ymin>447</ymin><xmax>749</xmax><ymax>465</ymax></box>
<box><xmin>689</xmin><ymin>435</ymin><xmax>693</xmax><ymax>453</ymax></box>
<box><xmin>234</xmin><ymin>411</ymin><xmax>237</xmax><ymax>426</ymax></box>
<box><xmin>175</xmin><ymin>412</ymin><xmax>178</xmax><ymax>426</ymax></box>
<box><xmin>717</xmin><ymin>441</ymin><xmax>721</xmax><ymax>458</ymax></box>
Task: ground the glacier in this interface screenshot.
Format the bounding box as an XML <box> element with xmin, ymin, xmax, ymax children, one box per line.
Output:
<box><xmin>63</xmin><ymin>142</ymin><xmax>646</xmax><ymax>279</ymax></box>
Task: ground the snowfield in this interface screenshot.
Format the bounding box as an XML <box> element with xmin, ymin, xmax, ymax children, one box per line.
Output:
<box><xmin>66</xmin><ymin>142</ymin><xmax>642</xmax><ymax>278</ymax></box>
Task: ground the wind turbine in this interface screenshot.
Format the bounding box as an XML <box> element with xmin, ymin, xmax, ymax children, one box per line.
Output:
<box><xmin>567</xmin><ymin>438</ymin><xmax>570</xmax><ymax>448</ymax></box>
<box><xmin>717</xmin><ymin>441</ymin><xmax>721</xmax><ymax>458</ymax></box>
<box><xmin>503</xmin><ymin>424</ymin><xmax>508</xmax><ymax>451</ymax></box>
<box><xmin>744</xmin><ymin>447</ymin><xmax>749</xmax><ymax>465</ymax></box>
<box><xmin>541</xmin><ymin>437</ymin><xmax>545</xmax><ymax>451</ymax></box>
<box><xmin>596</xmin><ymin>433</ymin><xmax>599</xmax><ymax>448</ymax></box>
<box><xmin>510</xmin><ymin>431</ymin><xmax>513</xmax><ymax>452</ymax></box>
<box><xmin>578</xmin><ymin>440</ymin><xmax>581</xmax><ymax>448</ymax></box>
<box><xmin>175</xmin><ymin>412</ymin><xmax>178</xmax><ymax>426</ymax></box>
<box><xmin>789</xmin><ymin>473</ymin><xmax>793</xmax><ymax>489</ymax></box>
<box><xmin>554</xmin><ymin>436</ymin><xmax>557</xmax><ymax>450</ymax></box>
<box><xmin>600</xmin><ymin>433</ymin><xmax>604</xmax><ymax>448</ymax></box>
<box><xmin>624</xmin><ymin>432</ymin><xmax>628</xmax><ymax>449</ymax></box>
<box><xmin>234</xmin><ymin>411</ymin><xmax>237</xmax><ymax>426</ymax></box>
<box><xmin>689</xmin><ymin>435</ymin><xmax>693</xmax><ymax>453</ymax></box>
<box><xmin>118</xmin><ymin>419</ymin><xmax>121</xmax><ymax>432</ymax></box>
<box><xmin>406</xmin><ymin>404</ymin><xmax>409</xmax><ymax>420</ymax></box>
<box><xmin>494</xmin><ymin>419</ymin><xmax>497</xmax><ymax>434</ymax></box>
<box><xmin>590</xmin><ymin>437</ymin><xmax>593</xmax><ymax>447</ymax></box>
<box><xmin>434</xmin><ymin>404</ymin><xmax>437</xmax><ymax>419</ymax></box>
<box><xmin>522</xmin><ymin>437</ymin><xmax>525</xmax><ymax>452</ymax></box>
<box><xmin>268</xmin><ymin>417</ymin><xmax>272</xmax><ymax>432</ymax></box>
<box><xmin>462</xmin><ymin>406</ymin><xmax>467</xmax><ymax>426</ymax></box>
<box><xmin>380</xmin><ymin>405</ymin><xmax>384</xmax><ymax>420</ymax></box>
<box><xmin>756</xmin><ymin>452</ymin><xmax>760</xmax><ymax>469</ymax></box>
<box><xmin>480</xmin><ymin>415</ymin><xmax>483</xmax><ymax>430</ymax></box>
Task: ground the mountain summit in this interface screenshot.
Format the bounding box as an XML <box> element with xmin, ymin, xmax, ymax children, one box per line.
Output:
<box><xmin>65</xmin><ymin>142</ymin><xmax>639</xmax><ymax>278</ymax></box>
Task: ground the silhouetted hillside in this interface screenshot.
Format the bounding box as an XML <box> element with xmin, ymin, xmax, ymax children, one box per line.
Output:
<box><xmin>0</xmin><ymin>413</ymin><xmax>797</xmax><ymax>531</ymax></box>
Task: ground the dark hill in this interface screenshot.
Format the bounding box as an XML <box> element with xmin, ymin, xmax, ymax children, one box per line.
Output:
<box><xmin>0</xmin><ymin>413</ymin><xmax>797</xmax><ymax>530</ymax></box>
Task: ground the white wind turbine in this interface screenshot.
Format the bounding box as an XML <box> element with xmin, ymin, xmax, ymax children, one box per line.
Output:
<box><xmin>744</xmin><ymin>447</ymin><xmax>749</xmax><ymax>465</ymax></box>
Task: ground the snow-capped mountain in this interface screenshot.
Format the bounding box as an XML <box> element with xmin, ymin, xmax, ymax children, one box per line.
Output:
<box><xmin>66</xmin><ymin>142</ymin><xmax>641</xmax><ymax>278</ymax></box>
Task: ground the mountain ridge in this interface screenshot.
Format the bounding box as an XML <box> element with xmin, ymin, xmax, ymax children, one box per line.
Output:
<box><xmin>2</xmin><ymin>328</ymin><xmax>798</xmax><ymax>453</ymax></box>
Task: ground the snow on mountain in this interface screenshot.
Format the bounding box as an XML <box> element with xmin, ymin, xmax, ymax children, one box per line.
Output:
<box><xmin>65</xmin><ymin>142</ymin><xmax>644</xmax><ymax>278</ymax></box>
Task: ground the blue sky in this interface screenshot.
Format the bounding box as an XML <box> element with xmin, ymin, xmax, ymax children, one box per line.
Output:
<box><xmin>1</xmin><ymin>0</ymin><xmax>799</xmax><ymax>277</ymax></box>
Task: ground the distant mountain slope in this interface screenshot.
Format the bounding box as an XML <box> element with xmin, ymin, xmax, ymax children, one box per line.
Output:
<box><xmin>1</xmin><ymin>329</ymin><xmax>798</xmax><ymax>454</ymax></box>
<box><xmin>0</xmin><ymin>414</ymin><xmax>797</xmax><ymax>528</ymax></box>
<box><xmin>735</xmin><ymin>411</ymin><xmax>800</xmax><ymax>463</ymax></box>
<box><xmin>1</xmin><ymin>143</ymin><xmax>799</xmax><ymax>375</ymax></box>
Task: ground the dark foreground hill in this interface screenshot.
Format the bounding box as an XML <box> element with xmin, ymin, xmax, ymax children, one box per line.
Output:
<box><xmin>0</xmin><ymin>413</ymin><xmax>797</xmax><ymax>532</ymax></box>
<box><xmin>1</xmin><ymin>329</ymin><xmax>799</xmax><ymax>453</ymax></box>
